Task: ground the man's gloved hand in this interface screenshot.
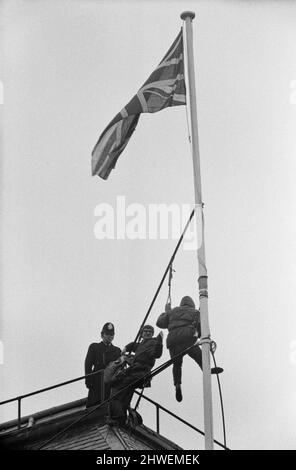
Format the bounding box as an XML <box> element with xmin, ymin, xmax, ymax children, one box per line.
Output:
<box><xmin>157</xmin><ymin>331</ymin><xmax>164</xmax><ymax>342</ymax></box>
<box><xmin>165</xmin><ymin>302</ymin><xmax>171</xmax><ymax>313</ymax></box>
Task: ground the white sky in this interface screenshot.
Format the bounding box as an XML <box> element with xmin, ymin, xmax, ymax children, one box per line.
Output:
<box><xmin>1</xmin><ymin>0</ymin><xmax>296</xmax><ymax>450</ymax></box>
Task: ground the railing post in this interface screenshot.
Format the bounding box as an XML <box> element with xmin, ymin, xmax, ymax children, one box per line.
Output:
<box><xmin>156</xmin><ymin>404</ymin><xmax>160</xmax><ymax>434</ymax></box>
<box><xmin>17</xmin><ymin>397</ymin><xmax>21</xmax><ymax>430</ymax></box>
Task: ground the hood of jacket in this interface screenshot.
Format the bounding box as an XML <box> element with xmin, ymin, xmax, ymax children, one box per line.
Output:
<box><xmin>180</xmin><ymin>296</ymin><xmax>195</xmax><ymax>309</ymax></box>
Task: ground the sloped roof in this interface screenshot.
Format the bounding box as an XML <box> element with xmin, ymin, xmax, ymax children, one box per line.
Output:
<box><xmin>0</xmin><ymin>397</ymin><xmax>182</xmax><ymax>451</ymax></box>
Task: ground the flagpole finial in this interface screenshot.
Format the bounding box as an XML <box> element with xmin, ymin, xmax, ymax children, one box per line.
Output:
<box><xmin>180</xmin><ymin>11</ymin><xmax>195</xmax><ymax>21</ymax></box>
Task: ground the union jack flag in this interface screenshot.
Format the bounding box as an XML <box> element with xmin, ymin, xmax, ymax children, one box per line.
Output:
<box><xmin>92</xmin><ymin>29</ymin><xmax>186</xmax><ymax>180</ymax></box>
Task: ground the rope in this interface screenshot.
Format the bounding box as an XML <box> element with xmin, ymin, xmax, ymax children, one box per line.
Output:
<box><xmin>166</xmin><ymin>264</ymin><xmax>175</xmax><ymax>305</ymax></box>
<box><xmin>182</xmin><ymin>21</ymin><xmax>192</xmax><ymax>145</ymax></box>
<box><xmin>131</xmin><ymin>207</ymin><xmax>196</xmax><ymax>350</ymax></box>
<box><xmin>185</xmin><ymin>104</ymin><xmax>192</xmax><ymax>144</ymax></box>
<box><xmin>211</xmin><ymin>348</ymin><xmax>227</xmax><ymax>449</ymax></box>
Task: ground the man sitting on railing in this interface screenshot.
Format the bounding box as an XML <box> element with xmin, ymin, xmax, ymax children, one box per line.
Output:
<box><xmin>106</xmin><ymin>325</ymin><xmax>163</xmax><ymax>426</ymax></box>
<box><xmin>84</xmin><ymin>322</ymin><xmax>121</xmax><ymax>408</ymax></box>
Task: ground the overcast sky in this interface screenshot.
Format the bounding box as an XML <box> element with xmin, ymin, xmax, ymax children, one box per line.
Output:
<box><xmin>1</xmin><ymin>0</ymin><xmax>296</xmax><ymax>450</ymax></box>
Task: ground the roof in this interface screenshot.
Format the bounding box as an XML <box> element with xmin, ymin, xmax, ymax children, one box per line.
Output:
<box><xmin>0</xmin><ymin>397</ymin><xmax>182</xmax><ymax>450</ymax></box>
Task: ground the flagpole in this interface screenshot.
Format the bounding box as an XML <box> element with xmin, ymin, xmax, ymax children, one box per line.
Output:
<box><xmin>180</xmin><ymin>11</ymin><xmax>214</xmax><ymax>450</ymax></box>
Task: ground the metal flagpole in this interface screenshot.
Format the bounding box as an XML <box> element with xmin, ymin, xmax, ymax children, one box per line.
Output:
<box><xmin>180</xmin><ymin>11</ymin><xmax>214</xmax><ymax>450</ymax></box>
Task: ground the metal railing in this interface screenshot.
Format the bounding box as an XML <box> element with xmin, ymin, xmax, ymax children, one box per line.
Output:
<box><xmin>0</xmin><ymin>370</ymin><xmax>228</xmax><ymax>450</ymax></box>
<box><xmin>134</xmin><ymin>391</ymin><xmax>228</xmax><ymax>450</ymax></box>
<box><xmin>0</xmin><ymin>369</ymin><xmax>104</xmax><ymax>430</ymax></box>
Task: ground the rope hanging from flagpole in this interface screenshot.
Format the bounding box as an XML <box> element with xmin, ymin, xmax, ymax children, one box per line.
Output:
<box><xmin>182</xmin><ymin>21</ymin><xmax>192</xmax><ymax>146</ymax></box>
<box><xmin>211</xmin><ymin>348</ymin><xmax>227</xmax><ymax>449</ymax></box>
<box><xmin>185</xmin><ymin>104</ymin><xmax>192</xmax><ymax>144</ymax></box>
<box><xmin>131</xmin><ymin>207</ymin><xmax>196</xmax><ymax>349</ymax></box>
<box><xmin>166</xmin><ymin>264</ymin><xmax>175</xmax><ymax>305</ymax></box>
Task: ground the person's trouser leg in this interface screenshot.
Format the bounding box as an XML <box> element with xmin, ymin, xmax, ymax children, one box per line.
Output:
<box><xmin>108</xmin><ymin>364</ymin><xmax>148</xmax><ymax>423</ymax></box>
<box><xmin>86</xmin><ymin>370</ymin><xmax>104</xmax><ymax>408</ymax></box>
<box><xmin>169</xmin><ymin>345</ymin><xmax>184</xmax><ymax>386</ymax></box>
<box><xmin>170</xmin><ymin>338</ymin><xmax>202</xmax><ymax>385</ymax></box>
<box><xmin>108</xmin><ymin>386</ymin><xmax>123</xmax><ymax>421</ymax></box>
<box><xmin>187</xmin><ymin>343</ymin><xmax>203</xmax><ymax>370</ymax></box>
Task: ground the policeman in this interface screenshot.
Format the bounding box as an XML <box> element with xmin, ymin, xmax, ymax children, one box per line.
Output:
<box><xmin>84</xmin><ymin>322</ymin><xmax>121</xmax><ymax>408</ymax></box>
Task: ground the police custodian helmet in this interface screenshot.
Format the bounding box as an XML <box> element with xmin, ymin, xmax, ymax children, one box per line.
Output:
<box><xmin>101</xmin><ymin>322</ymin><xmax>115</xmax><ymax>335</ymax></box>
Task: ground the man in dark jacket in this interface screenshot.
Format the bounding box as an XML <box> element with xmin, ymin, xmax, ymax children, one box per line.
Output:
<box><xmin>157</xmin><ymin>296</ymin><xmax>222</xmax><ymax>403</ymax></box>
<box><xmin>84</xmin><ymin>322</ymin><xmax>121</xmax><ymax>408</ymax></box>
<box><xmin>108</xmin><ymin>325</ymin><xmax>163</xmax><ymax>425</ymax></box>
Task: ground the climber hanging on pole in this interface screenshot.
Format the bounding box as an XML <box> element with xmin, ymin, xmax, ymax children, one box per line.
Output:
<box><xmin>157</xmin><ymin>296</ymin><xmax>223</xmax><ymax>403</ymax></box>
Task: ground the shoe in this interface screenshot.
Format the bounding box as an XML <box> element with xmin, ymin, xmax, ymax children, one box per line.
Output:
<box><xmin>211</xmin><ymin>367</ymin><xmax>224</xmax><ymax>375</ymax></box>
<box><xmin>175</xmin><ymin>385</ymin><xmax>183</xmax><ymax>402</ymax></box>
<box><xmin>128</xmin><ymin>409</ymin><xmax>143</xmax><ymax>427</ymax></box>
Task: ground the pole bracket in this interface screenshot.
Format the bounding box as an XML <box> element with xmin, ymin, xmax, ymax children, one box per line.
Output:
<box><xmin>198</xmin><ymin>335</ymin><xmax>211</xmax><ymax>346</ymax></box>
<box><xmin>198</xmin><ymin>275</ymin><xmax>208</xmax><ymax>299</ymax></box>
<box><xmin>195</xmin><ymin>202</ymin><xmax>204</xmax><ymax>209</ymax></box>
